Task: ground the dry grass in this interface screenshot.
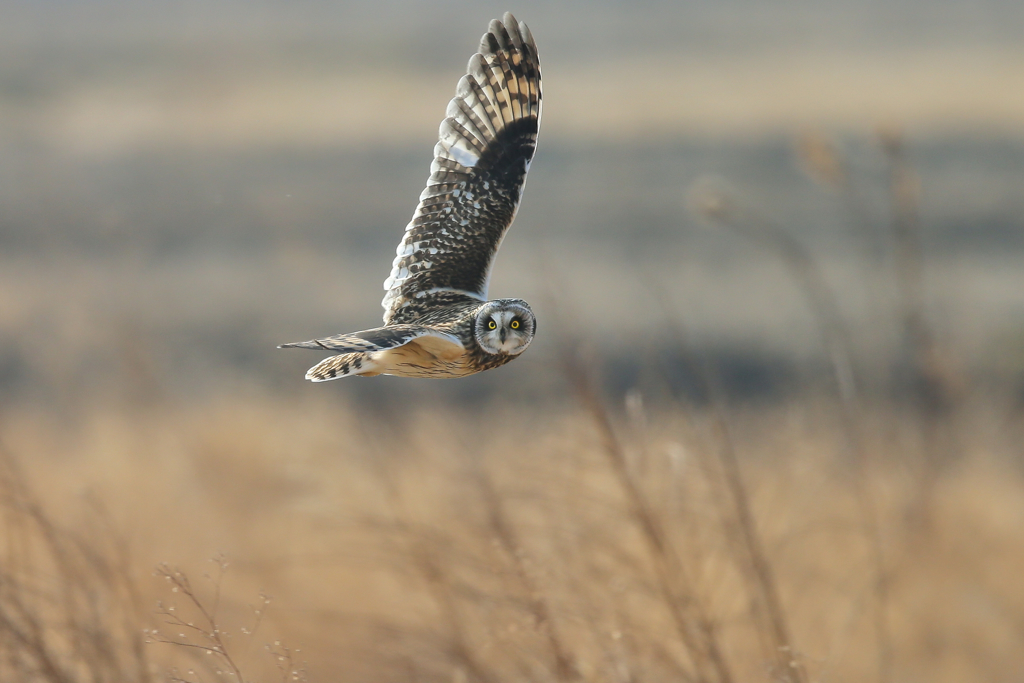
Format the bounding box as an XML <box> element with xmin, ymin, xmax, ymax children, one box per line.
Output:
<box><xmin>2</xmin><ymin>387</ymin><xmax>1023</xmax><ymax>682</ymax></box>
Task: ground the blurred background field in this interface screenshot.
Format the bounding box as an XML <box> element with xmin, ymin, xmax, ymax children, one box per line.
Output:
<box><xmin>1</xmin><ymin>1</ymin><xmax>1024</xmax><ymax>681</ymax></box>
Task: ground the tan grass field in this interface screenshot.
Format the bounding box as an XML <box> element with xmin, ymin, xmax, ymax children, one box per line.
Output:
<box><xmin>2</xmin><ymin>387</ymin><xmax>1023</xmax><ymax>682</ymax></box>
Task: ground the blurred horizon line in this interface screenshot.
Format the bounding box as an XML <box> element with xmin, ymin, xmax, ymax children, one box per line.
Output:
<box><xmin>5</xmin><ymin>44</ymin><xmax>1024</xmax><ymax>156</ymax></box>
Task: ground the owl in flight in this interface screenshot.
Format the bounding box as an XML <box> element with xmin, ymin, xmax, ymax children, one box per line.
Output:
<box><xmin>280</xmin><ymin>13</ymin><xmax>541</xmax><ymax>381</ymax></box>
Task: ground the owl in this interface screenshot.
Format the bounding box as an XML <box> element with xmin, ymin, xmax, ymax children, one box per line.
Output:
<box><xmin>279</xmin><ymin>13</ymin><xmax>541</xmax><ymax>381</ymax></box>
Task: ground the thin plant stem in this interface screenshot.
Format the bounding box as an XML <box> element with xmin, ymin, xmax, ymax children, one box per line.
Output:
<box><xmin>685</xmin><ymin>187</ymin><xmax>893</xmax><ymax>683</ymax></box>
<box><xmin>558</xmin><ymin>338</ymin><xmax>734</xmax><ymax>683</ymax></box>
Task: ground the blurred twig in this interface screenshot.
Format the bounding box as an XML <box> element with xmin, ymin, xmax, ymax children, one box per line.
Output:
<box><xmin>707</xmin><ymin>388</ymin><xmax>807</xmax><ymax>683</ymax></box>
<box><xmin>879</xmin><ymin>127</ymin><xmax>965</xmax><ymax>430</ymax></box>
<box><xmin>688</xmin><ymin>177</ymin><xmax>859</xmax><ymax>415</ymax></box>
<box><xmin>0</xmin><ymin>443</ymin><xmax>154</xmax><ymax>683</ymax></box>
<box><xmin>149</xmin><ymin>559</ymin><xmax>292</xmax><ymax>683</ymax></box>
<box><xmin>796</xmin><ymin>130</ymin><xmax>886</xmax><ymax>263</ymax></box>
<box><xmin>473</xmin><ymin>468</ymin><xmax>581</xmax><ymax>681</ymax></box>
<box><xmin>639</xmin><ymin>281</ymin><xmax>809</xmax><ymax>683</ymax></box>
<box><xmin>151</xmin><ymin>561</ymin><xmax>250</xmax><ymax>683</ymax></box>
<box><xmin>370</xmin><ymin>446</ymin><xmax>499</xmax><ymax>683</ymax></box>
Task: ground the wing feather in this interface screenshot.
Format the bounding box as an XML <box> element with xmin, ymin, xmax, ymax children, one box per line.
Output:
<box><xmin>279</xmin><ymin>325</ymin><xmax>464</xmax><ymax>355</ymax></box>
<box><xmin>284</xmin><ymin>325</ymin><xmax>466</xmax><ymax>382</ymax></box>
<box><xmin>382</xmin><ymin>13</ymin><xmax>541</xmax><ymax>324</ymax></box>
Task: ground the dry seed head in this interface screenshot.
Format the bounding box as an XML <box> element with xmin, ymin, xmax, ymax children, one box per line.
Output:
<box><xmin>686</xmin><ymin>175</ymin><xmax>737</xmax><ymax>222</ymax></box>
<box><xmin>796</xmin><ymin>130</ymin><xmax>846</xmax><ymax>189</ymax></box>
<box><xmin>877</xmin><ymin>123</ymin><xmax>904</xmax><ymax>155</ymax></box>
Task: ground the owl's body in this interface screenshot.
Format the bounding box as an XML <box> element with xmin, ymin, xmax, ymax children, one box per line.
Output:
<box><xmin>281</xmin><ymin>13</ymin><xmax>541</xmax><ymax>381</ymax></box>
<box><xmin>284</xmin><ymin>294</ymin><xmax>534</xmax><ymax>380</ymax></box>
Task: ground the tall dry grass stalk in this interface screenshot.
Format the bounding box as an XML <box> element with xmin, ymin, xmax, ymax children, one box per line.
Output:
<box><xmin>877</xmin><ymin>127</ymin><xmax>971</xmax><ymax>528</ymax></box>
<box><xmin>687</xmin><ymin>177</ymin><xmax>894</xmax><ymax>683</ymax></box>
<box><xmin>878</xmin><ymin>128</ymin><xmax>959</xmax><ymax>414</ymax></box>
<box><xmin>638</xmin><ymin>287</ymin><xmax>813</xmax><ymax>683</ymax></box>
<box><xmin>563</xmin><ymin>348</ymin><xmax>737</xmax><ymax>683</ymax></box>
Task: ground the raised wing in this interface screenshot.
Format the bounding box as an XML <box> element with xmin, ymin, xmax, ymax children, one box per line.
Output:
<box><xmin>381</xmin><ymin>12</ymin><xmax>542</xmax><ymax>324</ymax></box>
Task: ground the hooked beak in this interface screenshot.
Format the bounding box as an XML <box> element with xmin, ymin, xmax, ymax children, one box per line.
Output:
<box><xmin>499</xmin><ymin>328</ymin><xmax>507</xmax><ymax>343</ymax></box>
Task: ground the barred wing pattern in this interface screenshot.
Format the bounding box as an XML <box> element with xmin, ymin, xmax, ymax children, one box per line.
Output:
<box><xmin>381</xmin><ymin>12</ymin><xmax>542</xmax><ymax>324</ymax></box>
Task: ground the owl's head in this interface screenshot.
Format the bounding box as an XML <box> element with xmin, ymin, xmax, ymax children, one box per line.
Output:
<box><xmin>474</xmin><ymin>299</ymin><xmax>536</xmax><ymax>356</ymax></box>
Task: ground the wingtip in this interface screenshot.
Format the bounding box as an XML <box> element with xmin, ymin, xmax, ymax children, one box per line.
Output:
<box><xmin>519</xmin><ymin>21</ymin><xmax>536</xmax><ymax>52</ymax></box>
<box><xmin>501</xmin><ymin>12</ymin><xmax>523</xmax><ymax>47</ymax></box>
<box><xmin>305</xmin><ymin>367</ymin><xmax>337</xmax><ymax>382</ymax></box>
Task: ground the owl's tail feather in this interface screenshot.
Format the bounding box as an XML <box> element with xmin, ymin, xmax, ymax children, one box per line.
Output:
<box><xmin>306</xmin><ymin>352</ymin><xmax>381</xmax><ymax>382</ymax></box>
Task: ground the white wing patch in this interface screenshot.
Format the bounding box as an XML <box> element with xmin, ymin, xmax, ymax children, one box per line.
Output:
<box><xmin>438</xmin><ymin>128</ymin><xmax>480</xmax><ymax>168</ymax></box>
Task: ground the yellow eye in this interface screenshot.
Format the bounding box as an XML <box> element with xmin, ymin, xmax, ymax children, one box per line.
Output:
<box><xmin>510</xmin><ymin>320</ymin><xmax>520</xmax><ymax>329</ymax></box>
<box><xmin>487</xmin><ymin>320</ymin><xmax>497</xmax><ymax>330</ymax></box>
